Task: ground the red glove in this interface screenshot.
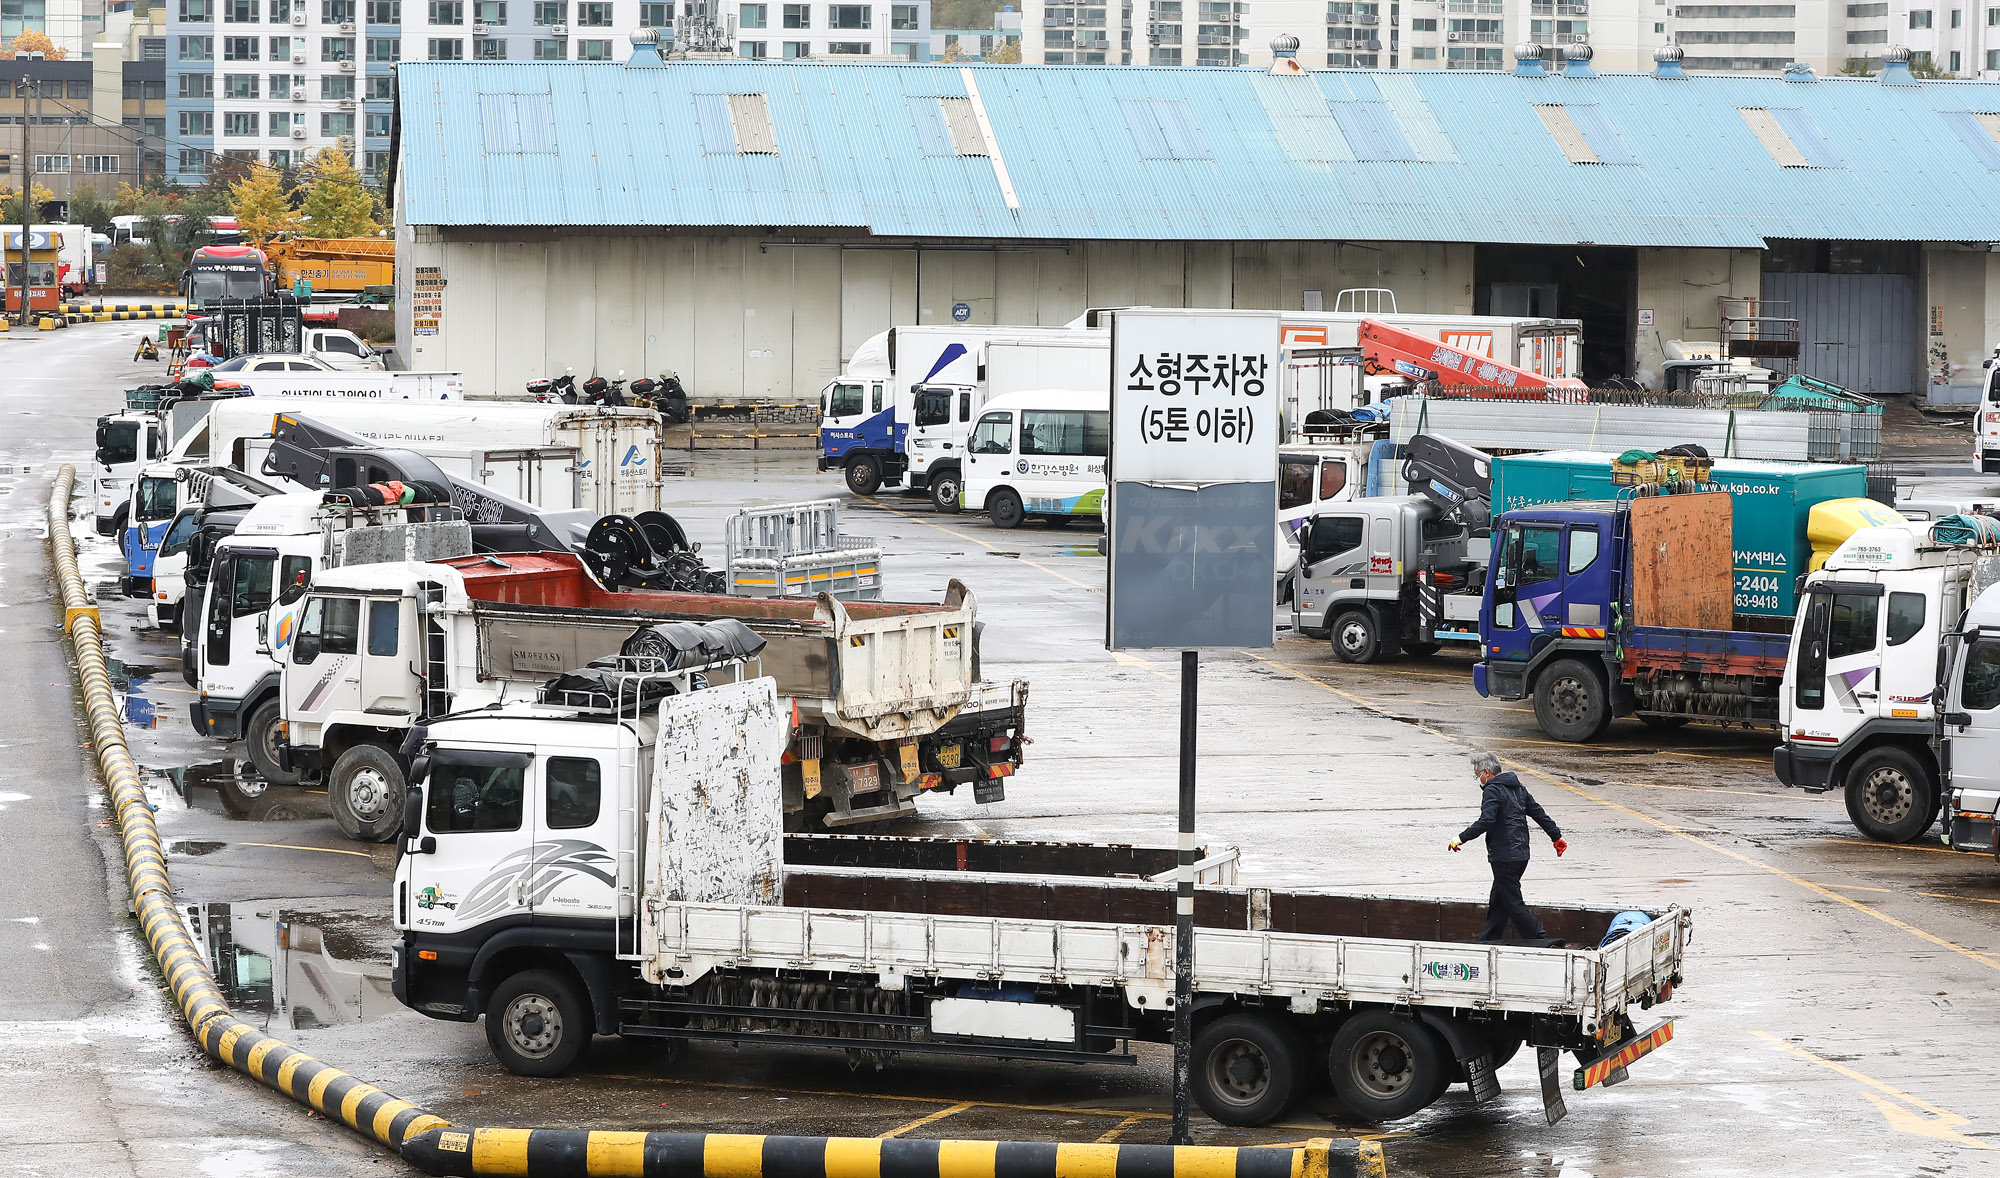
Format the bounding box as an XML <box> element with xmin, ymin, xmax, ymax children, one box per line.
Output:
<box><xmin>1553</xmin><ymin>838</ymin><xmax>1569</xmax><ymax>857</ymax></box>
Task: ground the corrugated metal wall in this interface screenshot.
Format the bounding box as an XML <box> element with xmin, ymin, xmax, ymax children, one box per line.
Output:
<box><xmin>1761</xmin><ymin>271</ymin><xmax>1920</xmax><ymax>396</ymax></box>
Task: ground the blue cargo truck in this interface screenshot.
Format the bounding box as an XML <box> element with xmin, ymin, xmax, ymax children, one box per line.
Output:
<box><xmin>1489</xmin><ymin>451</ymin><xmax>1869</xmax><ymax>619</ymax></box>
<box><xmin>1474</xmin><ymin>487</ymin><xmax>1792</xmax><ymax>741</ymax></box>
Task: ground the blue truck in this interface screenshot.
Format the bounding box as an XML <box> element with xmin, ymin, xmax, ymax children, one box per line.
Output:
<box><xmin>1473</xmin><ymin>487</ymin><xmax>1791</xmax><ymax>741</ymax></box>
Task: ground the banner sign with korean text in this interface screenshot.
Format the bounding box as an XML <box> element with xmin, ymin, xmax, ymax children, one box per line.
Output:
<box><xmin>1107</xmin><ymin>310</ymin><xmax>1281</xmax><ymax>651</ymax></box>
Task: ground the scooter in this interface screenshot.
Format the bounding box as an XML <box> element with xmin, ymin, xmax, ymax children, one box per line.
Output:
<box><xmin>582</xmin><ymin>370</ymin><xmax>629</xmax><ymax>407</ymax></box>
<box><xmin>628</xmin><ymin>372</ymin><xmax>691</xmax><ymax>424</ymax></box>
<box><xmin>527</xmin><ymin>370</ymin><xmax>578</xmax><ymax>403</ymax></box>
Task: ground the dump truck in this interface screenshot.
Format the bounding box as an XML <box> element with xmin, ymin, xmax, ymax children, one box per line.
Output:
<box><xmin>391</xmin><ymin>634</ymin><xmax>1688</xmax><ymax>1126</ymax></box>
<box><xmin>279</xmin><ymin>551</ymin><xmax>1026</xmax><ymax>840</ymax></box>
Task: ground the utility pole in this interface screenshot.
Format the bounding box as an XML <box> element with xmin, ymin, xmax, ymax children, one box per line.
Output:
<box><xmin>16</xmin><ymin>66</ymin><xmax>33</xmax><ymax>326</ymax></box>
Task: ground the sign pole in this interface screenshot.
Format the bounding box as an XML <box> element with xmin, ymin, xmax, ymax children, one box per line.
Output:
<box><xmin>1171</xmin><ymin>647</ymin><xmax>1198</xmax><ymax>1146</ymax></box>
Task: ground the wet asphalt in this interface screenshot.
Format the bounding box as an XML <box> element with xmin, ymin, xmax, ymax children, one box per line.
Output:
<box><xmin>6</xmin><ymin>320</ymin><xmax>2000</xmax><ymax>1177</ymax></box>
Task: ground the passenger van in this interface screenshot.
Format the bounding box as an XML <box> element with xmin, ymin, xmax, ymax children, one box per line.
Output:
<box><xmin>960</xmin><ymin>389</ymin><xmax>1108</xmax><ymax>528</ymax></box>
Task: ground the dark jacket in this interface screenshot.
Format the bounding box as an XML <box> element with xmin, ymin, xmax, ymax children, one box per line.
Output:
<box><xmin>1460</xmin><ymin>771</ymin><xmax>1561</xmax><ymax>862</ymax></box>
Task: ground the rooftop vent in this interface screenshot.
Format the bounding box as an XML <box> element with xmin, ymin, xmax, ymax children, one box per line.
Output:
<box><xmin>1514</xmin><ymin>41</ymin><xmax>1546</xmax><ymax>77</ymax></box>
<box><xmin>1781</xmin><ymin>61</ymin><xmax>1816</xmax><ymax>82</ymax></box>
<box><xmin>626</xmin><ymin>26</ymin><xmax>665</xmax><ymax>67</ymax></box>
<box><xmin>1880</xmin><ymin>44</ymin><xmax>1918</xmax><ymax>85</ymax></box>
<box><xmin>1563</xmin><ymin>41</ymin><xmax>1596</xmax><ymax>78</ymax></box>
<box><xmin>1653</xmin><ymin>42</ymin><xmax>1685</xmax><ymax>80</ymax></box>
<box><xmin>1269</xmin><ymin>33</ymin><xmax>1303</xmax><ymax>75</ymax></box>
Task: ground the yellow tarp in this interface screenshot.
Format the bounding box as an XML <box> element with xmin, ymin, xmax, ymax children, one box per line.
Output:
<box><xmin>1808</xmin><ymin>498</ymin><xmax>1909</xmax><ymax>571</ymax></box>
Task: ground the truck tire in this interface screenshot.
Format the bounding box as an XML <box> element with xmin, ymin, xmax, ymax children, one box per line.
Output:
<box><xmin>109</xmin><ymin>503</ymin><xmax>128</xmax><ymax>544</ymax></box>
<box><xmin>329</xmin><ymin>744</ymin><xmax>407</xmax><ymax>843</ymax></box>
<box><xmin>1328</xmin><ymin>1010</ymin><xmax>1449</xmax><ymax>1122</ymax></box>
<box><xmin>989</xmin><ymin>489</ymin><xmax>1025</xmax><ymax>530</ymax></box>
<box><xmin>485</xmin><ymin>968</ymin><xmax>593</xmax><ymax>1077</ymax></box>
<box><xmin>1189</xmin><ymin>1012</ymin><xmax>1305</xmax><ymax>1127</ymax></box>
<box><xmin>930</xmin><ymin>467</ymin><xmax>962</xmax><ymax>513</ymax></box>
<box><xmin>1843</xmin><ymin>747</ymin><xmax>1937</xmax><ymax>844</ymax></box>
<box><xmin>244</xmin><ymin>699</ymin><xmax>304</xmax><ymax>786</ymax></box>
<box><xmin>1331</xmin><ymin>610</ymin><xmax>1381</xmax><ymax>664</ymax></box>
<box><xmin>1533</xmin><ymin>659</ymin><xmax>1611</xmax><ymax>742</ymax></box>
<box><xmin>845</xmin><ymin>456</ymin><xmax>883</xmax><ymax>496</ymax></box>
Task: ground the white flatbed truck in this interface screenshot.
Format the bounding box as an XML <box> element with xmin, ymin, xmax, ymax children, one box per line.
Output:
<box><xmin>393</xmin><ymin>638</ymin><xmax>1690</xmax><ymax>1126</ymax></box>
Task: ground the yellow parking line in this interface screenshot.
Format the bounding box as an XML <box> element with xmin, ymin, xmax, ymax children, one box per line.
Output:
<box><xmin>236</xmin><ymin>841</ymin><xmax>374</xmax><ymax>858</ymax></box>
<box><xmin>878</xmin><ymin>1102</ymin><xmax>974</xmax><ymax>1139</ymax></box>
<box><xmin>1920</xmin><ymin>891</ymin><xmax>2000</xmax><ymax>905</ymax></box>
<box><xmin>1751</xmin><ymin>1031</ymin><xmax>1997</xmax><ymax>1150</ymax></box>
<box><xmin>1093</xmin><ymin>1116</ymin><xmax>1147</xmax><ymax>1143</ymax></box>
<box><xmin>1823</xmin><ymin>883</ymin><xmax>1895</xmax><ymax>893</ymax></box>
<box><xmin>1824</xmin><ymin>838</ymin><xmax>1961</xmax><ymax>856</ymax></box>
<box><xmin>1245</xmin><ymin>652</ymin><xmax>2000</xmax><ymax>975</ymax></box>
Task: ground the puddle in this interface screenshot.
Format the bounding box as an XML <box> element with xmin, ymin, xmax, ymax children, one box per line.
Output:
<box><xmin>162</xmin><ymin>762</ymin><xmax>331</xmax><ymax>823</ymax></box>
<box><xmin>987</xmin><ymin>551</ymin><xmax>1021</xmax><ymax>559</ymax></box>
<box><xmin>125</xmin><ymin>694</ymin><xmax>160</xmax><ymax>729</ymax></box>
<box><xmin>181</xmin><ymin>901</ymin><xmax>398</xmax><ymax>1030</ymax></box>
<box><xmin>169</xmin><ymin>839</ymin><xmax>228</xmax><ymax>857</ymax></box>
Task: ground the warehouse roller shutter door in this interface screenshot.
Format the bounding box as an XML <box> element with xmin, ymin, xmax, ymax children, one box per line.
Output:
<box><xmin>1761</xmin><ymin>271</ymin><xmax>1919</xmax><ymax>396</ymax></box>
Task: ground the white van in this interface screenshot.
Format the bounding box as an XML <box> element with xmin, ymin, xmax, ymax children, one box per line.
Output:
<box><xmin>960</xmin><ymin>389</ymin><xmax>1108</xmax><ymax>529</ymax></box>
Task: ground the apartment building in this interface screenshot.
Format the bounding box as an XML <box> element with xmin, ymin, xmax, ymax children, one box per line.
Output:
<box><xmin>1668</xmin><ymin>0</ymin><xmax>2000</xmax><ymax>76</ymax></box>
<box><xmin>930</xmin><ymin>4</ymin><xmax>1018</xmax><ymax>59</ymax></box>
<box><xmin>730</xmin><ymin>0</ymin><xmax>932</xmax><ymax>62</ymax></box>
<box><xmin>1023</xmin><ymin>0</ymin><xmax>1656</xmax><ymax>70</ymax></box>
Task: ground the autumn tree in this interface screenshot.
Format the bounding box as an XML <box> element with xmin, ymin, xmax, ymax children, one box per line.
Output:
<box><xmin>6</xmin><ymin>29</ymin><xmax>68</xmax><ymax>60</ymax></box>
<box><xmin>0</xmin><ymin>181</ymin><xmax>55</xmax><ymax>224</ymax></box>
<box><xmin>231</xmin><ymin>168</ymin><xmax>296</xmax><ymax>244</ymax></box>
<box><xmin>67</xmin><ymin>181</ymin><xmax>115</xmax><ymax>231</ymax></box>
<box><xmin>990</xmin><ymin>38</ymin><xmax>1021</xmax><ymax>63</ymax></box>
<box><xmin>297</xmin><ymin>147</ymin><xmax>380</xmax><ymax>238</ymax></box>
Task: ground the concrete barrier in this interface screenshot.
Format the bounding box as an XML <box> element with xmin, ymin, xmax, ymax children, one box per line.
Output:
<box><xmin>399</xmin><ymin>1130</ymin><xmax>1383</xmax><ymax>1178</ymax></box>
<box><xmin>47</xmin><ymin>460</ymin><xmax>1388</xmax><ymax>1178</ymax></box>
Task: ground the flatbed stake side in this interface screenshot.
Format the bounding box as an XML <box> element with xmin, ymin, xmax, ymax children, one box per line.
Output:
<box><xmin>393</xmin><ymin>642</ymin><xmax>1691</xmax><ymax>1127</ymax></box>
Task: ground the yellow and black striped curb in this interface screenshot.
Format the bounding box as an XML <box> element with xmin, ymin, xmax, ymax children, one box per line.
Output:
<box><xmin>60</xmin><ymin>302</ymin><xmax>189</xmax><ymax>313</ymax></box>
<box><xmin>400</xmin><ymin>1130</ymin><xmax>1382</xmax><ymax>1178</ymax></box>
<box><xmin>47</xmin><ymin>462</ymin><xmax>451</xmax><ymax>1155</ymax></box>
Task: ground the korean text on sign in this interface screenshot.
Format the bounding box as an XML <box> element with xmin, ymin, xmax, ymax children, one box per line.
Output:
<box><xmin>1126</xmin><ymin>352</ymin><xmax>1267</xmax><ymax>449</ymax></box>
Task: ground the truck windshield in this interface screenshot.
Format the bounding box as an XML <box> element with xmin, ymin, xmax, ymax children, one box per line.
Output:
<box><xmin>161</xmin><ymin>511</ymin><xmax>201</xmax><ymax>557</ymax></box>
<box><xmin>969</xmin><ymin>412</ymin><xmax>1013</xmax><ymax>455</ymax></box>
<box><xmin>826</xmin><ymin>383</ymin><xmax>863</xmax><ymax>418</ymax></box>
<box><xmin>1280</xmin><ymin>455</ymin><xmax>1315</xmax><ymax>511</ymax></box>
<box><xmin>98</xmin><ymin>421</ymin><xmax>139</xmax><ymax>466</ymax></box>
<box><xmin>427</xmin><ymin>759</ymin><xmax>525</xmax><ymax>833</ymax></box>
<box><xmin>189</xmin><ymin>268</ymin><xmax>266</xmax><ymax>301</ymax></box>
<box><xmin>136</xmin><ymin>476</ymin><xmax>179</xmax><ymax>521</ymax></box>
<box><xmin>914</xmin><ymin>388</ymin><xmax>952</xmax><ymax>427</ymax></box>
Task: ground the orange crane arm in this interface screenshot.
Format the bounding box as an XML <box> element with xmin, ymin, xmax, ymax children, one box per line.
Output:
<box><xmin>1358</xmin><ymin>318</ymin><xmax>1588</xmax><ymax>400</ymax></box>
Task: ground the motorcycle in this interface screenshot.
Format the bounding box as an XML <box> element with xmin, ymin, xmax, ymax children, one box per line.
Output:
<box><xmin>527</xmin><ymin>370</ymin><xmax>578</xmax><ymax>404</ymax></box>
<box><xmin>628</xmin><ymin>371</ymin><xmax>691</xmax><ymax>425</ymax></box>
<box><xmin>581</xmin><ymin>370</ymin><xmax>629</xmax><ymax>407</ymax></box>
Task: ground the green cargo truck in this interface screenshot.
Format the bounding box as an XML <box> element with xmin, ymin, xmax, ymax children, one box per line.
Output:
<box><xmin>1490</xmin><ymin>451</ymin><xmax>1868</xmax><ymax>618</ymax></box>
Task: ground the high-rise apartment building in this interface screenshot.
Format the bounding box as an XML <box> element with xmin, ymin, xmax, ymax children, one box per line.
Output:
<box><xmin>730</xmin><ymin>0</ymin><xmax>932</xmax><ymax>60</ymax></box>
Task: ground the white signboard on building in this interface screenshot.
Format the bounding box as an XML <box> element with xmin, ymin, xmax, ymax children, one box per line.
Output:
<box><xmin>1106</xmin><ymin>309</ymin><xmax>1281</xmax><ymax>651</ymax></box>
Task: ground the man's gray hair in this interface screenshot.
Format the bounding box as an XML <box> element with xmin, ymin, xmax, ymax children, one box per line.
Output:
<box><xmin>1468</xmin><ymin>750</ymin><xmax>1502</xmax><ymax>775</ymax></box>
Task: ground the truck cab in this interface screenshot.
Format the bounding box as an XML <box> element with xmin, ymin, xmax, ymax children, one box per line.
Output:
<box><xmin>1976</xmin><ymin>351</ymin><xmax>2000</xmax><ymax>475</ymax></box>
<box><xmin>190</xmin><ymin>492</ymin><xmax>471</xmax><ymax>786</ymax></box>
<box><xmin>1941</xmin><ymin>580</ymin><xmax>2000</xmax><ymax>854</ymax></box>
<box><xmin>1289</xmin><ymin>495</ymin><xmax>1484</xmax><ymax>662</ymax></box>
<box><xmin>817</xmin><ymin>332</ymin><xmax>897</xmax><ymax>495</ymax></box>
<box><xmin>1776</xmin><ymin>524</ymin><xmax>1983</xmax><ymax>842</ymax></box>
<box><xmin>93</xmin><ymin>411</ymin><xmax>166</xmax><ymax>535</ymax></box>
<box><xmin>1480</xmin><ymin>504</ymin><xmax>1615</xmax><ymax>670</ymax></box>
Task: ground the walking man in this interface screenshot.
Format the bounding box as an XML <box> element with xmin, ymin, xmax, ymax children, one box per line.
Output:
<box><xmin>1451</xmin><ymin>750</ymin><xmax>1568</xmax><ymax>941</ymax></box>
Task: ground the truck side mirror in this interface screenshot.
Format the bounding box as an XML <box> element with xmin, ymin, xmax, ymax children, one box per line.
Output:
<box><xmin>403</xmin><ymin>786</ymin><xmax>427</xmax><ymax>853</ymax></box>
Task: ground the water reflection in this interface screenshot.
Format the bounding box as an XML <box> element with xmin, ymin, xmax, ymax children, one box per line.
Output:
<box><xmin>180</xmin><ymin>902</ymin><xmax>397</xmax><ymax>1030</ymax></box>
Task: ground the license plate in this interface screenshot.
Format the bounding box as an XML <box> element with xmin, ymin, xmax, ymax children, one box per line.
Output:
<box><xmin>801</xmin><ymin>758</ymin><xmax>821</xmax><ymax>799</ymax></box>
<box><xmin>936</xmin><ymin>743</ymin><xmax>961</xmax><ymax>769</ymax></box>
<box><xmin>899</xmin><ymin>742</ymin><xmax>919</xmax><ymax>782</ymax></box>
<box><xmin>846</xmin><ymin>762</ymin><xmax>879</xmax><ymax>792</ymax></box>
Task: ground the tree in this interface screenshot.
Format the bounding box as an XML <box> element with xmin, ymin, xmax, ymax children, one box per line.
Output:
<box><xmin>990</xmin><ymin>38</ymin><xmax>1021</xmax><ymax>63</ymax></box>
<box><xmin>5</xmin><ymin>29</ymin><xmax>68</xmax><ymax>60</ymax></box>
<box><xmin>0</xmin><ymin>181</ymin><xmax>55</xmax><ymax>224</ymax></box>
<box><xmin>1840</xmin><ymin>56</ymin><xmax>1873</xmax><ymax>76</ymax></box>
<box><xmin>941</xmin><ymin>40</ymin><xmax>966</xmax><ymax>62</ymax></box>
<box><xmin>231</xmin><ymin>168</ymin><xmax>296</xmax><ymax>244</ymax></box>
<box><xmin>297</xmin><ymin>147</ymin><xmax>380</xmax><ymax>238</ymax></box>
<box><xmin>67</xmin><ymin>181</ymin><xmax>115</xmax><ymax>232</ymax></box>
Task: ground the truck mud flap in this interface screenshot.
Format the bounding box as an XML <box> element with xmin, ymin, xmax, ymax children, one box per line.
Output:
<box><xmin>1537</xmin><ymin>1046</ymin><xmax>1567</xmax><ymax>1125</ymax></box>
<box><xmin>1573</xmin><ymin>1018</ymin><xmax>1675</xmax><ymax>1092</ymax></box>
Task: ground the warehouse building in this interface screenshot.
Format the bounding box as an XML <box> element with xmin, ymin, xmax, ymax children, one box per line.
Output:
<box><xmin>392</xmin><ymin>41</ymin><xmax>2000</xmax><ymax>402</ymax></box>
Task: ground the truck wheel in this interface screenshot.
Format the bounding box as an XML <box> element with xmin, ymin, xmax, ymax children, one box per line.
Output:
<box><xmin>244</xmin><ymin>699</ymin><xmax>304</xmax><ymax>786</ymax></box>
<box><xmin>845</xmin><ymin>456</ymin><xmax>883</xmax><ymax>496</ymax></box>
<box><xmin>989</xmin><ymin>489</ymin><xmax>1025</xmax><ymax>530</ymax></box>
<box><xmin>1843</xmin><ymin>747</ymin><xmax>1937</xmax><ymax>844</ymax></box>
<box><xmin>329</xmin><ymin>745</ymin><xmax>407</xmax><ymax>843</ymax></box>
<box><xmin>1331</xmin><ymin>610</ymin><xmax>1381</xmax><ymax>664</ymax></box>
<box><xmin>1329</xmin><ymin>1010</ymin><xmax>1449</xmax><ymax>1122</ymax></box>
<box><xmin>109</xmin><ymin>503</ymin><xmax>128</xmax><ymax>544</ymax></box>
<box><xmin>1190</xmin><ymin>1012</ymin><xmax>1304</xmax><ymax>1127</ymax></box>
<box><xmin>930</xmin><ymin>468</ymin><xmax>962</xmax><ymax>513</ymax></box>
<box><xmin>486</xmin><ymin>968</ymin><xmax>593</xmax><ymax>1077</ymax></box>
<box><xmin>1533</xmin><ymin>659</ymin><xmax>1611</xmax><ymax>742</ymax></box>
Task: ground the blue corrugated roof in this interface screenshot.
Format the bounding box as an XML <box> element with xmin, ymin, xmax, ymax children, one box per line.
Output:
<box><xmin>395</xmin><ymin>60</ymin><xmax>2000</xmax><ymax>246</ymax></box>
